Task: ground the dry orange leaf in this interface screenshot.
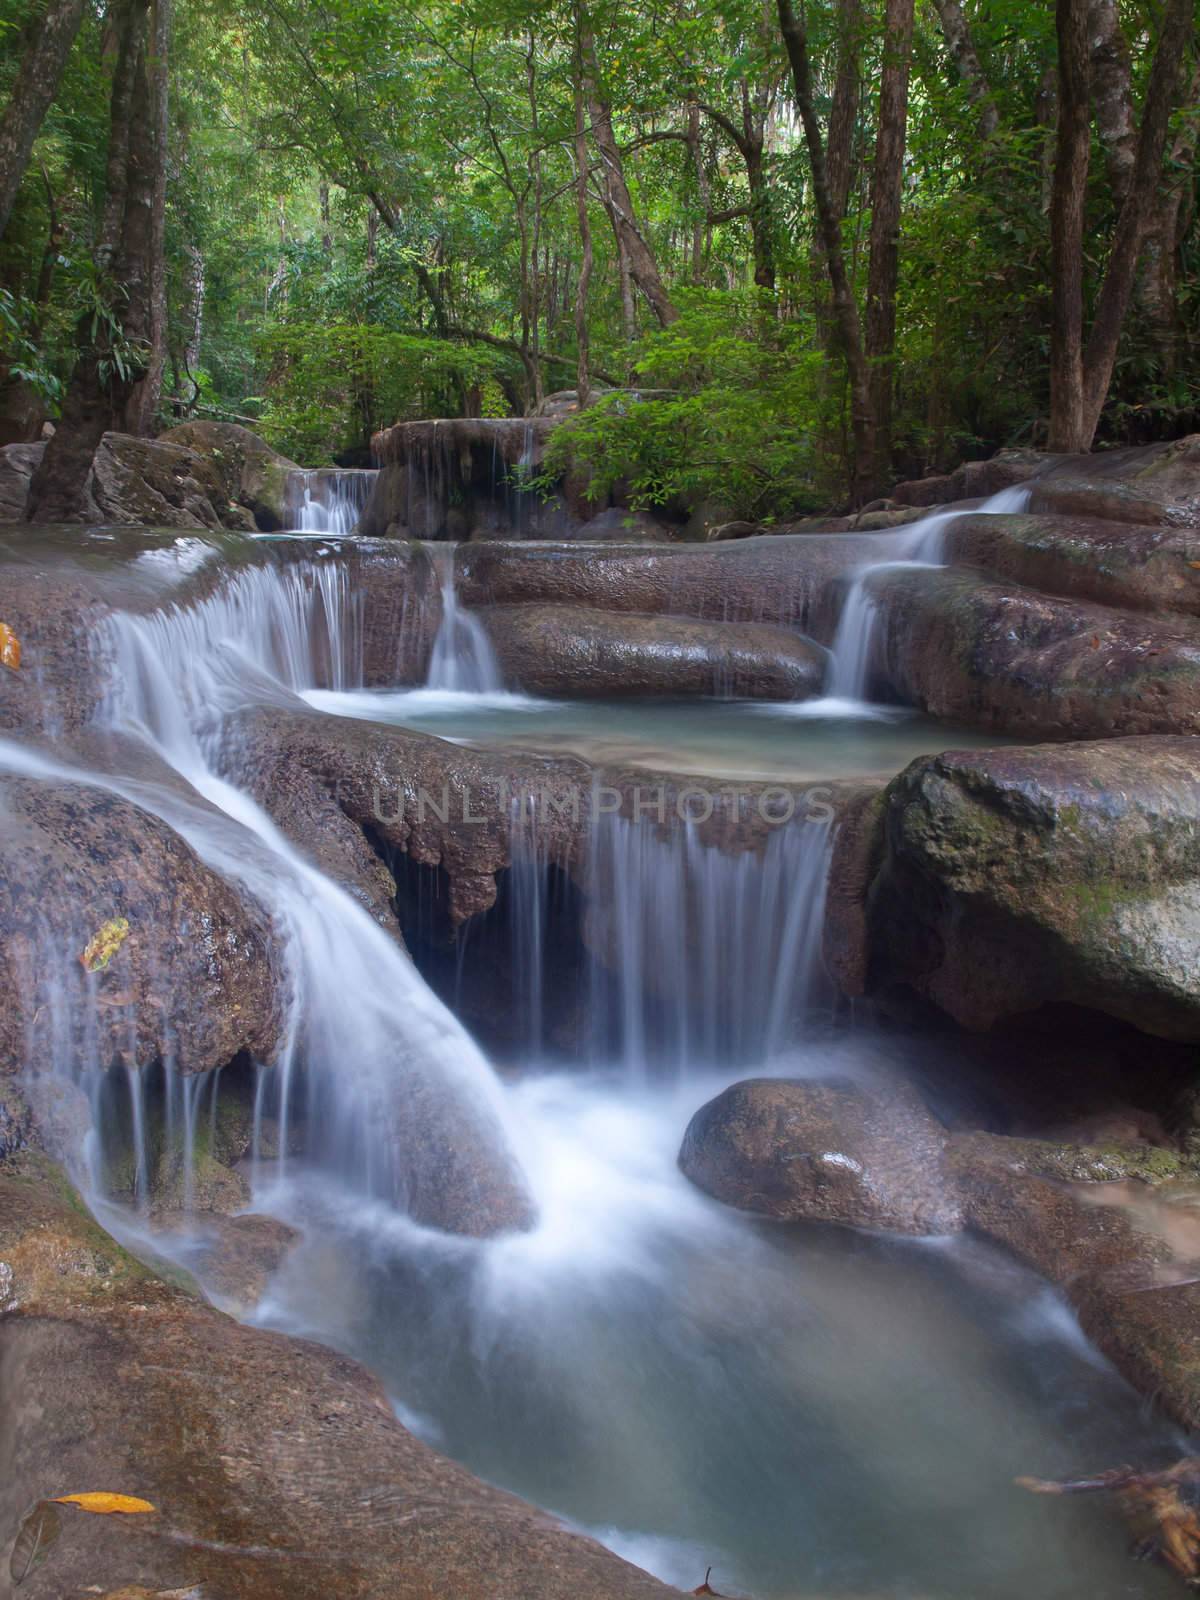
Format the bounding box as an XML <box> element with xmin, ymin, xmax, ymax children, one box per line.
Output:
<box><xmin>1189</xmin><ymin>562</ymin><xmax>1200</xmax><ymax>570</ymax></box>
<box><xmin>0</xmin><ymin>621</ymin><xmax>19</xmax><ymax>671</ymax></box>
<box><xmin>53</xmin><ymin>1492</ymin><xmax>156</xmax><ymax>1515</ymax></box>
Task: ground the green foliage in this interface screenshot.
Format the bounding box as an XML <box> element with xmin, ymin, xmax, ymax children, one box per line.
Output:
<box><xmin>0</xmin><ymin>289</ymin><xmax>61</xmax><ymax>406</ymax></box>
<box><xmin>540</xmin><ymin>292</ymin><xmax>839</xmax><ymax>522</ymax></box>
<box><xmin>257</xmin><ymin>322</ymin><xmax>505</xmax><ymax>460</ymax></box>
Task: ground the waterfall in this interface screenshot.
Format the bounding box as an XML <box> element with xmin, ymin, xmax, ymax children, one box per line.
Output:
<box><xmin>425</xmin><ymin>544</ymin><xmax>505</xmax><ymax>693</ymax></box>
<box><xmin>829</xmin><ymin>486</ymin><xmax>1031</xmax><ymax>702</ymax></box>
<box><xmin>2</xmin><ymin>555</ymin><xmax>528</xmax><ymax>1227</ymax></box>
<box><xmin>287</xmin><ymin>468</ymin><xmax>378</xmax><ymax>535</ymax></box>
<box><xmin>502</xmin><ymin>798</ymin><xmax>835</xmax><ymax>1077</ymax></box>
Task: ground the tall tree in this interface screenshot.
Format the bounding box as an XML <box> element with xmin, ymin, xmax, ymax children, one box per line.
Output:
<box><xmin>26</xmin><ymin>0</ymin><xmax>154</xmax><ymax>520</ymax></box>
<box><xmin>124</xmin><ymin>0</ymin><xmax>171</xmax><ymax>434</ymax></box>
<box><xmin>864</xmin><ymin>0</ymin><xmax>916</xmax><ymax>483</ymax></box>
<box><xmin>1048</xmin><ymin>0</ymin><xmax>1194</xmax><ymax>449</ymax></box>
<box><xmin>0</xmin><ymin>0</ymin><xmax>86</xmax><ymax>241</ymax></box>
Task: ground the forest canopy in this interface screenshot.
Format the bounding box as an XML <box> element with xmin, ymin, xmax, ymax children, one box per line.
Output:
<box><xmin>0</xmin><ymin>0</ymin><xmax>1196</xmax><ymax>514</ymax></box>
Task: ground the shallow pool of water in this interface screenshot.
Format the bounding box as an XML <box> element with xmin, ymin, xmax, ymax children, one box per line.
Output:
<box><xmin>247</xmin><ymin>1055</ymin><xmax>1187</xmax><ymax>1600</ymax></box>
<box><xmin>304</xmin><ymin>688</ymin><xmax>1013</xmax><ymax>782</ymax></box>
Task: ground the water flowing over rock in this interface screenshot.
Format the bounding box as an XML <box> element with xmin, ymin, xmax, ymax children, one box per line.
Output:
<box><xmin>285</xmin><ymin>466</ymin><xmax>378</xmax><ymax>534</ymax></box>
<box><xmin>0</xmin><ymin>765</ymin><xmax>284</xmax><ymax>1080</ymax></box>
<box><xmin>478</xmin><ymin>602</ymin><xmax>827</xmax><ymax>700</ymax></box>
<box><xmin>679</xmin><ymin>1075</ymin><xmax>964</xmax><ymax>1234</ymax></box>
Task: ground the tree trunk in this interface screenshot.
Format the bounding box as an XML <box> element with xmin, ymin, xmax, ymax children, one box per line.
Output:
<box><xmin>1138</xmin><ymin>64</ymin><xmax>1200</xmax><ymax>373</ymax></box>
<box><xmin>572</xmin><ymin>65</ymin><xmax>594</xmax><ymax>407</ymax></box>
<box><xmin>776</xmin><ymin>0</ymin><xmax>874</xmax><ymax>504</ymax></box>
<box><xmin>1078</xmin><ymin>0</ymin><xmax>1193</xmax><ymax>442</ymax></box>
<box><xmin>577</xmin><ymin>6</ymin><xmax>678</xmax><ymax>326</ymax></box>
<box><xmin>124</xmin><ymin>0</ymin><xmax>170</xmax><ymax>435</ymax></box>
<box><xmin>865</xmin><ymin>0</ymin><xmax>915</xmax><ymax>489</ymax></box>
<box><xmin>180</xmin><ymin>240</ymin><xmax>204</xmax><ymax>413</ymax></box>
<box><xmin>931</xmin><ymin>0</ymin><xmax>1000</xmax><ymax>141</ymax></box>
<box><xmin>26</xmin><ymin>0</ymin><xmax>152</xmax><ymax>521</ymax></box>
<box><xmin>743</xmin><ymin>135</ymin><xmax>775</xmax><ymax>290</ymax></box>
<box><xmin>1046</xmin><ymin>0</ymin><xmax>1091</xmax><ymax>452</ymax></box>
<box><xmin>0</xmin><ymin>0</ymin><xmax>86</xmax><ymax>241</ymax></box>
<box><xmin>1087</xmin><ymin>0</ymin><xmax>1136</xmax><ymax>209</ymax></box>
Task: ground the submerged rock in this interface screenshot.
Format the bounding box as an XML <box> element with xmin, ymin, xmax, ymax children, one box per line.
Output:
<box><xmin>679</xmin><ymin>1075</ymin><xmax>964</xmax><ymax>1234</ymax></box>
<box><xmin>478</xmin><ymin>602</ymin><xmax>827</xmax><ymax>700</ymax></box>
<box><xmin>0</xmin><ymin>1155</ymin><xmax>679</xmax><ymax>1600</ymax></box>
<box><xmin>863</xmin><ymin>738</ymin><xmax>1200</xmax><ymax>1040</ymax></box>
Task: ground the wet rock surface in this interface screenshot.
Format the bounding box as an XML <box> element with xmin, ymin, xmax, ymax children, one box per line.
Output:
<box><xmin>479</xmin><ymin>602</ymin><xmax>827</xmax><ymax>700</ymax></box>
<box><xmin>860</xmin><ymin>564</ymin><xmax>1200</xmax><ymax>739</ymax></box>
<box><xmin>1027</xmin><ymin>435</ymin><xmax>1200</xmax><ymax>528</ymax></box>
<box><xmin>679</xmin><ymin>1075</ymin><xmax>964</xmax><ymax>1234</ymax></box>
<box><xmin>0</xmin><ymin>1155</ymin><xmax>680</xmax><ymax>1600</ymax></box>
<box><xmin>0</xmin><ymin>772</ymin><xmax>284</xmax><ymax>1078</ymax></box>
<box><xmin>942</xmin><ymin>511</ymin><xmax>1200</xmax><ymax>615</ymax></box>
<box><xmin>855</xmin><ymin>738</ymin><xmax>1200</xmax><ymax>1040</ymax></box>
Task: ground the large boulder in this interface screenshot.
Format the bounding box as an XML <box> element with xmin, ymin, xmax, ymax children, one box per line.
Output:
<box><xmin>1027</xmin><ymin>435</ymin><xmax>1200</xmax><ymax>528</ymax></box>
<box><xmin>0</xmin><ymin>1156</ymin><xmax>680</xmax><ymax>1600</ymax></box>
<box><xmin>890</xmin><ymin>449</ymin><xmax>1049</xmax><ymax>508</ymax></box>
<box><xmin>679</xmin><ymin>1075</ymin><xmax>964</xmax><ymax>1234</ymax></box>
<box><xmin>942</xmin><ymin>511</ymin><xmax>1200</xmax><ymax>615</ymax></box>
<box><xmin>2</xmin><ymin>433</ymin><xmax>253</xmax><ymax>528</ymax></box>
<box><xmin>855</xmin><ymin>563</ymin><xmax>1200</xmax><ymax>739</ymax></box>
<box><xmin>944</xmin><ymin>1132</ymin><xmax>1200</xmax><ymax>1432</ymax></box>
<box><xmin>160</xmin><ymin>419</ymin><xmax>300</xmax><ymax>530</ymax></box>
<box><xmin>862</xmin><ymin>738</ymin><xmax>1200</xmax><ymax>1040</ymax></box>
<box><xmin>477</xmin><ymin>603</ymin><xmax>827</xmax><ymax>700</ymax></box>
<box><xmin>0</xmin><ymin>442</ymin><xmax>42</xmax><ymax>519</ymax></box>
<box><xmin>0</xmin><ymin>772</ymin><xmax>284</xmax><ymax>1079</ymax></box>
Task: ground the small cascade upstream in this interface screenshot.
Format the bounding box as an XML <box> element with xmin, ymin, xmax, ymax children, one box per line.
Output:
<box><xmin>829</xmin><ymin>486</ymin><xmax>1031</xmax><ymax>700</ymax></box>
<box><xmin>425</xmin><ymin>544</ymin><xmax>505</xmax><ymax>693</ymax></box>
<box><xmin>286</xmin><ymin>467</ymin><xmax>378</xmax><ymax>534</ymax></box>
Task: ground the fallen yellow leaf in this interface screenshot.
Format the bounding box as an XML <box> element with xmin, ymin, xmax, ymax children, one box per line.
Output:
<box><xmin>53</xmin><ymin>1492</ymin><xmax>156</xmax><ymax>1515</ymax></box>
<box><xmin>0</xmin><ymin>621</ymin><xmax>19</xmax><ymax>671</ymax></box>
<box><xmin>79</xmin><ymin>918</ymin><xmax>131</xmax><ymax>973</ymax></box>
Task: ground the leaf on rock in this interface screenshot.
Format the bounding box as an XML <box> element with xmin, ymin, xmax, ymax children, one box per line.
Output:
<box><xmin>79</xmin><ymin>918</ymin><xmax>131</xmax><ymax>973</ymax></box>
<box><xmin>0</xmin><ymin>621</ymin><xmax>19</xmax><ymax>671</ymax></box>
<box><xmin>9</xmin><ymin>1500</ymin><xmax>60</xmax><ymax>1585</ymax></box>
<box><xmin>53</xmin><ymin>1492</ymin><xmax>157</xmax><ymax>1515</ymax></box>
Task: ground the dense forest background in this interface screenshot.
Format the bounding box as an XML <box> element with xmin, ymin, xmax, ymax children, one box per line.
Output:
<box><xmin>0</xmin><ymin>0</ymin><xmax>1196</xmax><ymax>516</ymax></box>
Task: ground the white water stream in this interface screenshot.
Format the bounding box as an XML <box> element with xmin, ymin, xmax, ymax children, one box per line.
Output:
<box><xmin>1</xmin><ymin>524</ymin><xmax>1187</xmax><ymax>1599</ymax></box>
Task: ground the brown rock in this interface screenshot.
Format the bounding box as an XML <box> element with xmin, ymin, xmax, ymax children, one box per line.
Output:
<box><xmin>679</xmin><ymin>1075</ymin><xmax>964</xmax><ymax>1234</ymax></box>
<box><xmin>0</xmin><ymin>1156</ymin><xmax>680</xmax><ymax>1600</ymax></box>
<box><xmin>864</xmin><ymin>738</ymin><xmax>1200</xmax><ymax>1040</ymax></box>
<box><xmin>159</xmin><ymin>420</ymin><xmax>300</xmax><ymax>530</ymax></box>
<box><xmin>478</xmin><ymin>602</ymin><xmax>827</xmax><ymax>700</ymax></box>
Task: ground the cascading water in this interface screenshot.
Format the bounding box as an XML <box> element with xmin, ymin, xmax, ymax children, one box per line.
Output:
<box><xmin>5</xmin><ymin>520</ymin><xmax>1186</xmax><ymax>1600</ymax></box>
<box><xmin>286</xmin><ymin>467</ymin><xmax>378</xmax><ymax>535</ymax></box>
<box><xmin>829</xmin><ymin>486</ymin><xmax>1031</xmax><ymax>701</ymax></box>
<box><xmin>2</xmin><ymin>557</ymin><xmax>529</xmax><ymax>1228</ymax></box>
<box><xmin>424</xmin><ymin>544</ymin><xmax>505</xmax><ymax>693</ymax></box>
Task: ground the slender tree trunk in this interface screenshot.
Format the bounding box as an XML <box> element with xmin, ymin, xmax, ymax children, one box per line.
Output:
<box><xmin>180</xmin><ymin>240</ymin><xmax>204</xmax><ymax>412</ymax></box>
<box><xmin>930</xmin><ymin>0</ymin><xmax>1000</xmax><ymax>141</ymax></box>
<box><xmin>26</xmin><ymin>0</ymin><xmax>152</xmax><ymax>521</ymax></box>
<box><xmin>572</xmin><ymin>66</ymin><xmax>594</xmax><ymax>407</ymax></box>
<box><xmin>1078</xmin><ymin>0</ymin><xmax>1193</xmax><ymax>441</ymax></box>
<box><xmin>1138</xmin><ymin>65</ymin><xmax>1200</xmax><ymax>373</ymax></box>
<box><xmin>124</xmin><ymin>0</ymin><xmax>170</xmax><ymax>434</ymax></box>
<box><xmin>0</xmin><ymin>0</ymin><xmax>86</xmax><ymax>241</ymax></box>
<box><xmin>777</xmin><ymin>0</ymin><xmax>874</xmax><ymax>503</ymax></box>
<box><xmin>1046</xmin><ymin>0</ymin><xmax>1091</xmax><ymax>451</ymax></box>
<box><xmin>812</xmin><ymin>0</ymin><xmax>861</xmax><ymax>353</ymax></box>
<box><xmin>320</xmin><ymin>181</ymin><xmax>332</xmax><ymax>253</ymax></box>
<box><xmin>1087</xmin><ymin>0</ymin><xmax>1136</xmax><ymax>209</ymax></box>
<box><xmin>743</xmin><ymin>136</ymin><xmax>775</xmax><ymax>290</ymax></box>
<box><xmin>865</xmin><ymin>0</ymin><xmax>915</xmax><ymax>489</ymax></box>
<box><xmin>577</xmin><ymin>5</ymin><xmax>678</xmax><ymax>326</ymax></box>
